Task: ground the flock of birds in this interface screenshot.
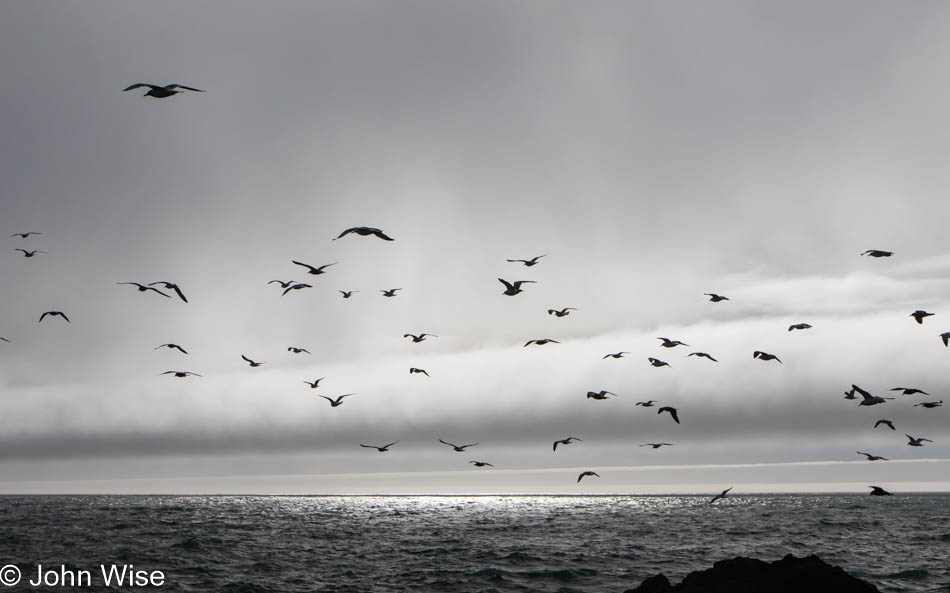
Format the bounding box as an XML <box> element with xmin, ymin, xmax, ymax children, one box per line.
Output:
<box><xmin>2</xmin><ymin>86</ymin><xmax>944</xmax><ymax>500</ymax></box>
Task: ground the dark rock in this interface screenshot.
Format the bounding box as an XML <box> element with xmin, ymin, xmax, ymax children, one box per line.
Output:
<box><xmin>624</xmin><ymin>554</ymin><xmax>880</xmax><ymax>593</ymax></box>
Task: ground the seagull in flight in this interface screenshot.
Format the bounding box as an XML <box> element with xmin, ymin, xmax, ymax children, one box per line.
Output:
<box><xmin>303</xmin><ymin>378</ymin><xmax>325</xmax><ymax>388</ymax></box>
<box><xmin>14</xmin><ymin>249</ymin><xmax>47</xmax><ymax>258</ymax></box>
<box><xmin>292</xmin><ymin>261</ymin><xmax>338</xmax><ymax>275</ymax></box>
<box><xmin>360</xmin><ymin>442</ymin><xmax>398</xmax><ymax>452</ymax></box>
<box><xmin>404</xmin><ymin>333</ymin><xmax>438</xmax><ymax>343</ymax></box>
<box><xmin>548</xmin><ymin>308</ymin><xmax>578</xmax><ymax>317</ymax></box>
<box><xmin>869</xmin><ymin>486</ymin><xmax>893</xmax><ymax>496</ymax></box>
<box><xmin>636</xmin><ymin>400</ymin><xmax>658</xmax><ymax>407</ymax></box>
<box><xmin>553</xmin><ymin>437</ymin><xmax>582</xmax><ymax>451</ymax></box>
<box><xmin>288</xmin><ymin>347</ymin><xmax>310</xmax><ymax>354</ymax></box>
<box><xmin>843</xmin><ymin>388</ymin><xmax>858</xmax><ymax>400</ymax></box>
<box><xmin>161</xmin><ymin>371</ymin><xmax>202</xmax><ymax>378</ymax></box>
<box><xmin>439</xmin><ymin>439</ymin><xmax>478</xmax><ymax>452</ymax></box>
<box><xmin>282</xmin><ymin>283</ymin><xmax>312</xmax><ymax>296</ymax></box>
<box><xmin>525</xmin><ymin>338</ymin><xmax>559</xmax><ymax>347</ymax></box>
<box><xmin>658</xmin><ymin>406</ymin><xmax>680</xmax><ymax>424</ymax></box>
<box><xmin>334</xmin><ymin>227</ymin><xmax>394</xmax><ymax>241</ymax></box>
<box><xmin>857</xmin><ymin>451</ymin><xmax>888</xmax><ymax>461</ymax></box>
<box><xmin>39</xmin><ymin>311</ymin><xmax>70</xmax><ymax>323</ymax></box>
<box><xmin>155</xmin><ymin>343</ymin><xmax>188</xmax><ymax>354</ymax></box>
<box><xmin>648</xmin><ymin>357</ymin><xmax>671</xmax><ymax>368</ymax></box>
<box><xmin>708</xmin><ymin>487</ymin><xmax>733</xmax><ymax>504</ymax></box>
<box><xmin>122</xmin><ymin>83</ymin><xmax>205</xmax><ymax>98</ymax></box>
<box><xmin>657</xmin><ymin>337</ymin><xmax>689</xmax><ymax>348</ymax></box>
<box><xmin>469</xmin><ymin>461</ymin><xmax>494</xmax><ymax>467</ymax></box>
<box><xmin>381</xmin><ymin>288</ymin><xmax>402</xmax><ymax>297</ymax></box>
<box><xmin>753</xmin><ymin>351</ymin><xmax>782</xmax><ymax>363</ymax></box>
<box><xmin>641</xmin><ymin>443</ymin><xmax>674</xmax><ymax>449</ymax></box>
<box><xmin>891</xmin><ymin>387</ymin><xmax>929</xmax><ymax>396</ymax></box>
<box><xmin>914</xmin><ymin>401</ymin><xmax>943</xmax><ymax>408</ymax></box>
<box><xmin>339</xmin><ymin>291</ymin><xmax>359</xmax><ymax>299</ymax></box>
<box><xmin>586</xmin><ymin>390</ymin><xmax>616</xmax><ymax>400</ymax></box>
<box><xmin>507</xmin><ymin>254</ymin><xmax>548</xmax><ymax>267</ymax></box>
<box><xmin>852</xmin><ymin>384</ymin><xmax>892</xmax><ymax>406</ymax></box>
<box><xmin>704</xmin><ymin>293</ymin><xmax>730</xmax><ymax>302</ymax></box>
<box><xmin>788</xmin><ymin>323</ymin><xmax>812</xmax><ymax>331</ymax></box>
<box><xmin>688</xmin><ymin>352</ymin><xmax>718</xmax><ymax>362</ymax></box>
<box><xmin>268</xmin><ymin>280</ymin><xmax>296</xmax><ymax>289</ymax></box>
<box><xmin>942</xmin><ymin>332</ymin><xmax>950</xmax><ymax>347</ymax></box>
<box><xmin>602</xmin><ymin>352</ymin><xmax>630</xmax><ymax>359</ymax></box>
<box><xmin>117</xmin><ymin>282</ymin><xmax>171</xmax><ymax>297</ymax></box>
<box><xmin>874</xmin><ymin>419</ymin><xmax>895</xmax><ymax>431</ymax></box>
<box><xmin>148</xmin><ymin>282</ymin><xmax>188</xmax><ymax>303</ymax></box>
<box><xmin>409</xmin><ymin>368</ymin><xmax>429</xmax><ymax>376</ymax></box>
<box><xmin>906</xmin><ymin>434</ymin><xmax>933</xmax><ymax>446</ymax></box>
<box><xmin>10</xmin><ymin>232</ymin><xmax>42</xmax><ymax>238</ymax></box>
<box><xmin>861</xmin><ymin>250</ymin><xmax>893</xmax><ymax>258</ymax></box>
<box><xmin>911</xmin><ymin>310</ymin><xmax>934</xmax><ymax>324</ymax></box>
<box><xmin>577</xmin><ymin>471</ymin><xmax>600</xmax><ymax>483</ymax></box>
<box><xmin>499</xmin><ymin>278</ymin><xmax>536</xmax><ymax>296</ymax></box>
<box><xmin>320</xmin><ymin>394</ymin><xmax>355</xmax><ymax>407</ymax></box>
<box><xmin>241</xmin><ymin>355</ymin><xmax>264</xmax><ymax>367</ymax></box>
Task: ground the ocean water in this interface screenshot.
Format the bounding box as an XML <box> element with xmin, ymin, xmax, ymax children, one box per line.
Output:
<box><xmin>0</xmin><ymin>494</ymin><xmax>947</xmax><ymax>592</ymax></box>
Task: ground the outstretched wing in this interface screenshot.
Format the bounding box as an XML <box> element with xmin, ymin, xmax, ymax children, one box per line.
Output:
<box><xmin>167</xmin><ymin>84</ymin><xmax>205</xmax><ymax>92</ymax></box>
<box><xmin>122</xmin><ymin>83</ymin><xmax>158</xmax><ymax>92</ymax></box>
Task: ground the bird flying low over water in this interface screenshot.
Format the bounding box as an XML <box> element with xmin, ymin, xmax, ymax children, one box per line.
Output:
<box><xmin>320</xmin><ymin>394</ymin><xmax>355</xmax><ymax>407</ymax></box>
<box><xmin>161</xmin><ymin>371</ymin><xmax>202</xmax><ymax>378</ymax></box>
<box><xmin>304</xmin><ymin>378</ymin><xmax>325</xmax><ymax>388</ymax></box>
<box><xmin>10</xmin><ymin>232</ymin><xmax>42</xmax><ymax>238</ymax></box>
<box><xmin>409</xmin><ymin>368</ymin><xmax>429</xmax><ymax>376</ymax></box>
<box><xmin>117</xmin><ymin>282</ymin><xmax>170</xmax><ymax>297</ymax></box>
<box><xmin>148</xmin><ymin>282</ymin><xmax>187</xmax><ymax>303</ymax></box>
<box><xmin>288</xmin><ymin>347</ymin><xmax>310</xmax><ymax>354</ymax></box>
<box><xmin>788</xmin><ymin>323</ymin><xmax>812</xmax><ymax>331</ymax></box>
<box><xmin>687</xmin><ymin>352</ymin><xmax>718</xmax><ymax>362</ymax></box>
<box><xmin>857</xmin><ymin>451</ymin><xmax>887</xmax><ymax>461</ymax></box>
<box><xmin>499</xmin><ymin>278</ymin><xmax>536</xmax><ymax>296</ymax></box>
<box><xmin>708</xmin><ymin>487</ymin><xmax>733</xmax><ymax>504</ymax></box>
<box><xmin>911</xmin><ymin>310</ymin><xmax>934</xmax><ymax>324</ymax></box>
<box><xmin>753</xmin><ymin>351</ymin><xmax>782</xmax><ymax>363</ymax></box>
<box><xmin>874</xmin><ymin>419</ymin><xmax>895</xmax><ymax>430</ymax></box>
<box><xmin>360</xmin><ymin>442</ymin><xmax>398</xmax><ymax>452</ymax></box>
<box><xmin>657</xmin><ymin>337</ymin><xmax>689</xmax><ymax>348</ymax></box>
<box><xmin>39</xmin><ymin>311</ymin><xmax>69</xmax><ymax>323</ymax></box>
<box><xmin>14</xmin><ymin>249</ymin><xmax>47</xmax><ymax>257</ymax></box>
<box><xmin>553</xmin><ymin>437</ymin><xmax>582</xmax><ymax>451</ymax></box>
<box><xmin>906</xmin><ymin>435</ymin><xmax>933</xmax><ymax>446</ymax></box>
<box><xmin>648</xmin><ymin>357</ymin><xmax>671</xmax><ymax>368</ymax></box>
<box><xmin>852</xmin><ymin>384</ymin><xmax>892</xmax><ymax>406</ymax></box>
<box><xmin>282</xmin><ymin>283</ymin><xmax>312</xmax><ymax>296</ymax></box>
<box><xmin>636</xmin><ymin>400</ymin><xmax>658</xmax><ymax>407</ymax></box>
<box><xmin>586</xmin><ymin>390</ymin><xmax>616</xmax><ymax>400</ymax></box>
<box><xmin>525</xmin><ymin>338</ymin><xmax>559</xmax><ymax>347</ymax></box>
<box><xmin>404</xmin><ymin>333</ymin><xmax>437</xmax><ymax>343</ymax></box>
<box><xmin>861</xmin><ymin>250</ymin><xmax>893</xmax><ymax>258</ymax></box>
<box><xmin>381</xmin><ymin>288</ymin><xmax>402</xmax><ymax>297</ymax></box>
<box><xmin>914</xmin><ymin>401</ymin><xmax>943</xmax><ymax>408</ymax></box>
<box><xmin>469</xmin><ymin>461</ymin><xmax>494</xmax><ymax>467</ymax></box>
<box><xmin>603</xmin><ymin>352</ymin><xmax>630</xmax><ymax>359</ymax></box>
<box><xmin>439</xmin><ymin>439</ymin><xmax>478</xmax><ymax>452</ymax></box>
<box><xmin>704</xmin><ymin>293</ymin><xmax>730</xmax><ymax>302</ymax></box>
<box><xmin>123</xmin><ymin>83</ymin><xmax>205</xmax><ymax>98</ymax></box>
<box><xmin>339</xmin><ymin>291</ymin><xmax>358</xmax><ymax>299</ymax></box>
<box><xmin>241</xmin><ymin>355</ymin><xmax>264</xmax><ymax>367</ymax></box>
<box><xmin>155</xmin><ymin>343</ymin><xmax>188</xmax><ymax>354</ymax></box>
<box><xmin>506</xmin><ymin>254</ymin><xmax>547</xmax><ymax>267</ymax></box>
<box><xmin>268</xmin><ymin>280</ymin><xmax>295</xmax><ymax>289</ymax></box>
<box><xmin>577</xmin><ymin>471</ymin><xmax>600</xmax><ymax>483</ymax></box>
<box><xmin>658</xmin><ymin>406</ymin><xmax>680</xmax><ymax>424</ymax></box>
<box><xmin>292</xmin><ymin>261</ymin><xmax>338</xmax><ymax>275</ymax></box>
<box><xmin>891</xmin><ymin>387</ymin><xmax>929</xmax><ymax>396</ymax></box>
<box><xmin>334</xmin><ymin>227</ymin><xmax>394</xmax><ymax>241</ymax></box>
<box><xmin>869</xmin><ymin>486</ymin><xmax>893</xmax><ymax>496</ymax></box>
<box><xmin>641</xmin><ymin>443</ymin><xmax>674</xmax><ymax>449</ymax></box>
<box><xmin>548</xmin><ymin>308</ymin><xmax>578</xmax><ymax>317</ymax></box>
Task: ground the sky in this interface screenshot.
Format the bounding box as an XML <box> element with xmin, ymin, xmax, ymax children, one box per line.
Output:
<box><xmin>1</xmin><ymin>1</ymin><xmax>949</xmax><ymax>494</ymax></box>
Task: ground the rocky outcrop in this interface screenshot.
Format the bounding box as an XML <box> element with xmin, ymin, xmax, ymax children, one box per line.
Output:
<box><xmin>624</xmin><ymin>554</ymin><xmax>880</xmax><ymax>593</ymax></box>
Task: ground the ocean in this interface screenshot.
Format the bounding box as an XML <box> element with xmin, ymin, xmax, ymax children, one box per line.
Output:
<box><xmin>0</xmin><ymin>494</ymin><xmax>947</xmax><ymax>592</ymax></box>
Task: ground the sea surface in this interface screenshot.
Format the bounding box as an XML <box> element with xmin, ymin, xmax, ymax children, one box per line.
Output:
<box><xmin>0</xmin><ymin>494</ymin><xmax>947</xmax><ymax>592</ymax></box>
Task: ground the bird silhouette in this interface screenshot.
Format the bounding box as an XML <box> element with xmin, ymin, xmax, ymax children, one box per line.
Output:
<box><xmin>708</xmin><ymin>487</ymin><xmax>733</xmax><ymax>504</ymax></box>
<box><xmin>155</xmin><ymin>343</ymin><xmax>188</xmax><ymax>354</ymax></box>
<box><xmin>282</xmin><ymin>283</ymin><xmax>312</xmax><ymax>296</ymax></box>
<box><xmin>941</xmin><ymin>332</ymin><xmax>950</xmax><ymax>347</ymax></box>
<box><xmin>268</xmin><ymin>280</ymin><xmax>296</xmax><ymax>288</ymax></box>
<box><xmin>553</xmin><ymin>437</ymin><xmax>582</xmax><ymax>451</ymax></box>
<box><xmin>499</xmin><ymin>278</ymin><xmax>536</xmax><ymax>296</ymax></box>
<box><xmin>753</xmin><ymin>351</ymin><xmax>782</xmax><ymax>363</ymax></box>
<box><xmin>906</xmin><ymin>434</ymin><xmax>932</xmax><ymax>447</ymax></box>
<box><xmin>602</xmin><ymin>352</ymin><xmax>630</xmax><ymax>359</ymax></box>
<box><xmin>911</xmin><ymin>310</ymin><xmax>934</xmax><ymax>324</ymax></box>
<box><xmin>658</xmin><ymin>406</ymin><xmax>680</xmax><ymax>424</ymax></box>
<box><xmin>548</xmin><ymin>308</ymin><xmax>578</xmax><ymax>317</ymax></box>
<box><xmin>148</xmin><ymin>282</ymin><xmax>187</xmax><ymax>303</ymax></box>
<box><xmin>506</xmin><ymin>254</ymin><xmax>547</xmax><ymax>267</ymax></box>
<box><xmin>241</xmin><ymin>355</ymin><xmax>264</xmax><ymax>367</ymax></box>
<box><xmin>577</xmin><ymin>471</ymin><xmax>600</xmax><ymax>483</ymax></box>
<box><xmin>404</xmin><ymin>333</ymin><xmax>437</xmax><ymax>343</ymax></box>
<box><xmin>14</xmin><ymin>249</ymin><xmax>47</xmax><ymax>257</ymax></box>
<box><xmin>9</xmin><ymin>232</ymin><xmax>42</xmax><ymax>238</ymax></box>
<box><xmin>704</xmin><ymin>293</ymin><xmax>730</xmax><ymax>302</ymax></box>
<box><xmin>381</xmin><ymin>288</ymin><xmax>402</xmax><ymax>297</ymax></box>
<box><xmin>123</xmin><ymin>83</ymin><xmax>205</xmax><ymax>98</ymax></box>
<box><xmin>636</xmin><ymin>400</ymin><xmax>658</xmax><ymax>407</ymax></box>
<box><xmin>852</xmin><ymin>384</ymin><xmax>892</xmax><ymax>406</ymax></box>
<box><xmin>914</xmin><ymin>401</ymin><xmax>943</xmax><ymax>408</ymax></box>
<box><xmin>891</xmin><ymin>387</ymin><xmax>929</xmax><ymax>396</ymax></box>
<box><xmin>788</xmin><ymin>323</ymin><xmax>812</xmax><ymax>331</ymax></box>
<box><xmin>303</xmin><ymin>378</ymin><xmax>326</xmax><ymax>388</ymax></box>
<box><xmin>869</xmin><ymin>486</ymin><xmax>893</xmax><ymax>496</ymax></box>
<box><xmin>161</xmin><ymin>371</ymin><xmax>202</xmax><ymax>378</ymax></box>
<box><xmin>857</xmin><ymin>451</ymin><xmax>888</xmax><ymax>461</ymax></box>
<box><xmin>288</xmin><ymin>347</ymin><xmax>310</xmax><ymax>354</ymax></box>
<box><xmin>339</xmin><ymin>291</ymin><xmax>359</xmax><ymax>299</ymax></box>
<box><xmin>117</xmin><ymin>282</ymin><xmax>171</xmax><ymax>298</ymax></box>
<box><xmin>39</xmin><ymin>311</ymin><xmax>70</xmax><ymax>323</ymax></box>
<box><xmin>525</xmin><ymin>339</ymin><xmax>559</xmax><ymax>347</ymax></box>
<box><xmin>843</xmin><ymin>388</ymin><xmax>858</xmax><ymax>400</ymax></box>
<box><xmin>360</xmin><ymin>442</ymin><xmax>398</xmax><ymax>452</ymax></box>
<box><xmin>439</xmin><ymin>439</ymin><xmax>478</xmax><ymax>452</ymax></box>
<box><xmin>874</xmin><ymin>419</ymin><xmax>895</xmax><ymax>431</ymax></box>
<box><xmin>292</xmin><ymin>261</ymin><xmax>338</xmax><ymax>275</ymax></box>
<box><xmin>648</xmin><ymin>357</ymin><xmax>671</xmax><ymax>368</ymax></box>
<box><xmin>320</xmin><ymin>394</ymin><xmax>355</xmax><ymax>407</ymax></box>
<box><xmin>687</xmin><ymin>352</ymin><xmax>718</xmax><ymax>362</ymax></box>
<box><xmin>657</xmin><ymin>337</ymin><xmax>689</xmax><ymax>348</ymax></box>
<box><xmin>861</xmin><ymin>250</ymin><xmax>893</xmax><ymax>258</ymax></box>
<box><xmin>641</xmin><ymin>443</ymin><xmax>674</xmax><ymax>449</ymax></box>
<box><xmin>409</xmin><ymin>368</ymin><xmax>429</xmax><ymax>376</ymax></box>
<box><xmin>586</xmin><ymin>390</ymin><xmax>616</xmax><ymax>400</ymax></box>
<box><xmin>469</xmin><ymin>461</ymin><xmax>494</xmax><ymax>467</ymax></box>
<box><xmin>334</xmin><ymin>227</ymin><xmax>394</xmax><ymax>241</ymax></box>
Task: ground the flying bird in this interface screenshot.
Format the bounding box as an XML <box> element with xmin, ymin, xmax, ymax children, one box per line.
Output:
<box><xmin>360</xmin><ymin>442</ymin><xmax>398</xmax><ymax>452</ymax></box>
<box><xmin>586</xmin><ymin>390</ymin><xmax>616</xmax><ymax>400</ymax></box>
<box><xmin>499</xmin><ymin>278</ymin><xmax>536</xmax><ymax>296</ymax></box>
<box><xmin>874</xmin><ymin>419</ymin><xmax>895</xmax><ymax>431</ymax></box>
<box><xmin>439</xmin><ymin>439</ymin><xmax>478</xmax><ymax>452</ymax></box>
<box><xmin>857</xmin><ymin>451</ymin><xmax>888</xmax><ymax>461</ymax></box>
<box><xmin>548</xmin><ymin>308</ymin><xmax>578</xmax><ymax>317</ymax></box>
<box><xmin>334</xmin><ymin>227</ymin><xmax>394</xmax><ymax>241</ymax></box>
<box><xmin>648</xmin><ymin>357</ymin><xmax>671</xmax><ymax>368</ymax></box>
<box><xmin>506</xmin><ymin>254</ymin><xmax>547</xmax><ymax>267</ymax></box>
<box><xmin>657</xmin><ymin>337</ymin><xmax>689</xmax><ymax>348</ymax></box>
<box><xmin>14</xmin><ymin>249</ymin><xmax>47</xmax><ymax>257</ymax></box>
<box><xmin>869</xmin><ymin>486</ymin><xmax>893</xmax><ymax>496</ymax></box>
<box><xmin>409</xmin><ymin>368</ymin><xmax>429</xmax><ymax>376</ymax></box>
<box><xmin>161</xmin><ymin>371</ymin><xmax>202</xmax><ymax>378</ymax></box>
<box><xmin>268</xmin><ymin>280</ymin><xmax>296</xmax><ymax>288</ymax></box>
<box><xmin>148</xmin><ymin>282</ymin><xmax>187</xmax><ymax>303</ymax></box>
<box><xmin>404</xmin><ymin>333</ymin><xmax>438</xmax><ymax>343</ymax></box>
<box><xmin>687</xmin><ymin>352</ymin><xmax>718</xmax><ymax>362</ymax></box>
<box><xmin>282</xmin><ymin>283</ymin><xmax>312</xmax><ymax>296</ymax></box>
<box><xmin>525</xmin><ymin>338</ymin><xmax>559</xmax><ymax>347</ymax></box>
<box><xmin>852</xmin><ymin>384</ymin><xmax>892</xmax><ymax>406</ymax></box>
<box><xmin>241</xmin><ymin>355</ymin><xmax>264</xmax><ymax>367</ymax></box>
<box><xmin>339</xmin><ymin>291</ymin><xmax>359</xmax><ymax>299</ymax></box>
<box><xmin>708</xmin><ymin>487</ymin><xmax>733</xmax><ymax>504</ymax></box>
<box><xmin>469</xmin><ymin>461</ymin><xmax>494</xmax><ymax>467</ymax></box>
<box><xmin>704</xmin><ymin>293</ymin><xmax>730</xmax><ymax>302</ymax></box>
<box><xmin>117</xmin><ymin>282</ymin><xmax>171</xmax><ymax>298</ymax></box>
<box><xmin>843</xmin><ymin>388</ymin><xmax>858</xmax><ymax>400</ymax></box>
<box><xmin>381</xmin><ymin>288</ymin><xmax>402</xmax><ymax>297</ymax></box>
<box><xmin>155</xmin><ymin>343</ymin><xmax>188</xmax><ymax>354</ymax></box>
<box><xmin>288</xmin><ymin>347</ymin><xmax>310</xmax><ymax>354</ymax></box>
<box><xmin>320</xmin><ymin>394</ymin><xmax>355</xmax><ymax>407</ymax></box>
<box><xmin>602</xmin><ymin>352</ymin><xmax>630</xmax><ymax>359</ymax></box>
<box><xmin>292</xmin><ymin>261</ymin><xmax>338</xmax><ymax>275</ymax></box>
<box><xmin>861</xmin><ymin>250</ymin><xmax>893</xmax><ymax>258</ymax></box>
<box><xmin>891</xmin><ymin>387</ymin><xmax>929</xmax><ymax>396</ymax></box>
<box><xmin>39</xmin><ymin>311</ymin><xmax>69</xmax><ymax>323</ymax></box>
<box><xmin>942</xmin><ymin>332</ymin><xmax>950</xmax><ymax>347</ymax></box>
<box><xmin>9</xmin><ymin>232</ymin><xmax>42</xmax><ymax>238</ymax></box>
<box><xmin>553</xmin><ymin>437</ymin><xmax>583</xmax><ymax>451</ymax></box>
<box><xmin>303</xmin><ymin>378</ymin><xmax>325</xmax><ymax>388</ymax></box>
<box><xmin>914</xmin><ymin>401</ymin><xmax>943</xmax><ymax>408</ymax></box>
<box><xmin>635</xmin><ymin>400</ymin><xmax>658</xmax><ymax>407</ymax></box>
<box><xmin>122</xmin><ymin>83</ymin><xmax>205</xmax><ymax>98</ymax></box>
<box><xmin>753</xmin><ymin>351</ymin><xmax>782</xmax><ymax>363</ymax></box>
<box><xmin>641</xmin><ymin>443</ymin><xmax>674</xmax><ymax>449</ymax></box>
<box><xmin>577</xmin><ymin>471</ymin><xmax>600</xmax><ymax>483</ymax></box>
<box><xmin>788</xmin><ymin>323</ymin><xmax>812</xmax><ymax>331</ymax></box>
<box><xmin>906</xmin><ymin>435</ymin><xmax>933</xmax><ymax>447</ymax></box>
<box><xmin>658</xmin><ymin>406</ymin><xmax>680</xmax><ymax>424</ymax></box>
<box><xmin>911</xmin><ymin>310</ymin><xmax>934</xmax><ymax>324</ymax></box>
